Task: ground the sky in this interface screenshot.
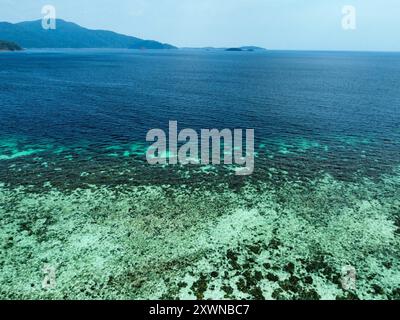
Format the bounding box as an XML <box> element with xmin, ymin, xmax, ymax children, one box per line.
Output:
<box><xmin>0</xmin><ymin>0</ymin><xmax>399</xmax><ymax>51</ymax></box>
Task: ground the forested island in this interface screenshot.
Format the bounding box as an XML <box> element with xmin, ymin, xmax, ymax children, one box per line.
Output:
<box><xmin>0</xmin><ymin>40</ymin><xmax>22</xmax><ymax>51</ymax></box>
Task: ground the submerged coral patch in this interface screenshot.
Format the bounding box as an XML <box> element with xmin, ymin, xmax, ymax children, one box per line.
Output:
<box><xmin>0</xmin><ymin>169</ymin><xmax>399</xmax><ymax>300</ymax></box>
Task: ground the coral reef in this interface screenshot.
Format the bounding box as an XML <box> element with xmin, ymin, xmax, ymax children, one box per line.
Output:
<box><xmin>0</xmin><ymin>168</ymin><xmax>399</xmax><ymax>300</ymax></box>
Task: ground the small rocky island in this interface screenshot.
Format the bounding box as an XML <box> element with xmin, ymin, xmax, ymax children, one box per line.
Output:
<box><xmin>226</xmin><ymin>48</ymin><xmax>244</xmax><ymax>52</ymax></box>
<box><xmin>0</xmin><ymin>40</ymin><xmax>22</xmax><ymax>51</ymax></box>
<box><xmin>225</xmin><ymin>46</ymin><xmax>266</xmax><ymax>52</ymax></box>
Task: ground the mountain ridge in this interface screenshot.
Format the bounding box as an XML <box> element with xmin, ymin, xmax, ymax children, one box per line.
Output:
<box><xmin>0</xmin><ymin>19</ymin><xmax>176</xmax><ymax>49</ymax></box>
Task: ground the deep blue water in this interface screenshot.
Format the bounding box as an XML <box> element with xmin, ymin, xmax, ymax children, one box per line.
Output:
<box><xmin>0</xmin><ymin>49</ymin><xmax>399</xmax><ymax>187</ymax></box>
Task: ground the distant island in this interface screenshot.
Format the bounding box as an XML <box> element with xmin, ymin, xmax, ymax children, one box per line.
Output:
<box><xmin>0</xmin><ymin>19</ymin><xmax>176</xmax><ymax>49</ymax></box>
<box><xmin>226</xmin><ymin>46</ymin><xmax>267</xmax><ymax>52</ymax></box>
<box><xmin>182</xmin><ymin>46</ymin><xmax>267</xmax><ymax>52</ymax></box>
<box><xmin>226</xmin><ymin>48</ymin><xmax>243</xmax><ymax>52</ymax></box>
<box><xmin>0</xmin><ymin>40</ymin><xmax>22</xmax><ymax>51</ymax></box>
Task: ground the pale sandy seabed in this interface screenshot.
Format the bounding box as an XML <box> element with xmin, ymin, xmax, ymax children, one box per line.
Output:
<box><xmin>0</xmin><ymin>166</ymin><xmax>399</xmax><ymax>300</ymax></box>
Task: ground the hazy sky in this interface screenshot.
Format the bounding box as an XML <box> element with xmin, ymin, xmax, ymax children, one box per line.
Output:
<box><xmin>1</xmin><ymin>0</ymin><xmax>399</xmax><ymax>51</ymax></box>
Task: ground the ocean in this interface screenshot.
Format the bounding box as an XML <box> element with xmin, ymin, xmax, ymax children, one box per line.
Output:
<box><xmin>0</xmin><ymin>49</ymin><xmax>399</xmax><ymax>299</ymax></box>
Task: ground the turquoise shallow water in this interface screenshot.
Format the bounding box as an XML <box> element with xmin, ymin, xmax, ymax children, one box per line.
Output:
<box><xmin>0</xmin><ymin>50</ymin><xmax>399</xmax><ymax>299</ymax></box>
